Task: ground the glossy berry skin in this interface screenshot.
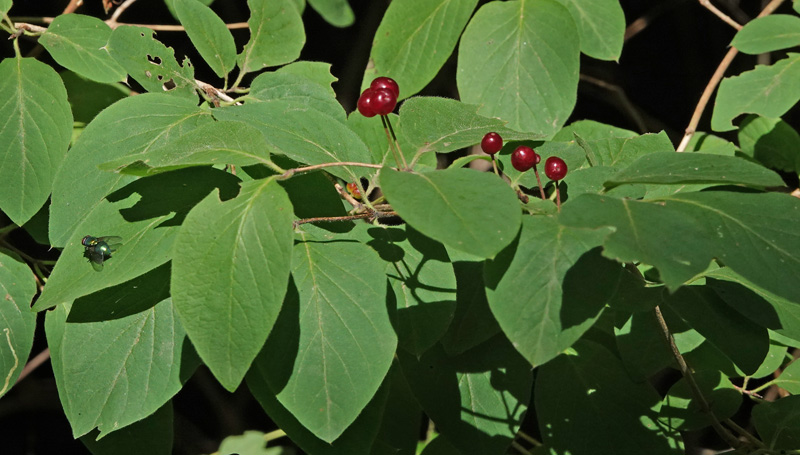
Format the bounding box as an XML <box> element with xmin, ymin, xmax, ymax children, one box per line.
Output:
<box><xmin>511</xmin><ymin>146</ymin><xmax>538</xmax><ymax>172</ymax></box>
<box><xmin>371</xmin><ymin>88</ymin><xmax>397</xmax><ymax>115</ymax></box>
<box><xmin>357</xmin><ymin>89</ymin><xmax>378</xmax><ymax>117</ymax></box>
<box><xmin>533</xmin><ymin>152</ymin><xmax>541</xmax><ymax>165</ymax></box>
<box><xmin>481</xmin><ymin>132</ymin><xmax>503</xmax><ymax>155</ymax></box>
<box><xmin>545</xmin><ymin>156</ymin><xmax>568</xmax><ymax>180</ymax></box>
<box><xmin>370</xmin><ymin>77</ymin><xmax>399</xmax><ymax>98</ymax></box>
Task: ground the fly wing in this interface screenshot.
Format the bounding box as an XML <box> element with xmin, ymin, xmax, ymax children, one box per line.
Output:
<box><xmin>86</xmin><ymin>249</ymin><xmax>106</xmax><ymax>272</ymax></box>
<box><xmin>98</xmin><ymin>236</ymin><xmax>123</xmax><ymax>252</ymax></box>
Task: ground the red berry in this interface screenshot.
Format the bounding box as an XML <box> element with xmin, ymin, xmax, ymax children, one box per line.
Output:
<box><xmin>370</xmin><ymin>77</ymin><xmax>399</xmax><ymax>98</ymax></box>
<box><xmin>346</xmin><ymin>182</ymin><xmax>362</xmax><ymax>199</ymax></box>
<box><xmin>511</xmin><ymin>146</ymin><xmax>537</xmax><ymax>172</ymax></box>
<box><xmin>371</xmin><ymin>88</ymin><xmax>397</xmax><ymax>115</ymax></box>
<box><xmin>534</xmin><ymin>152</ymin><xmax>541</xmax><ymax>165</ymax></box>
<box><xmin>357</xmin><ymin>89</ymin><xmax>377</xmax><ymax>117</ymax></box>
<box><xmin>545</xmin><ymin>156</ymin><xmax>568</xmax><ymax>180</ymax></box>
<box><xmin>481</xmin><ymin>132</ymin><xmax>503</xmax><ymax>155</ymax></box>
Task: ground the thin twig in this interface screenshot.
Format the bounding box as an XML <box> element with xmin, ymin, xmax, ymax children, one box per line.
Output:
<box><xmin>676</xmin><ymin>0</ymin><xmax>787</xmax><ymax>152</ymax></box>
<box><xmin>108</xmin><ymin>0</ymin><xmax>137</xmax><ymax>23</ymax></box>
<box><xmin>579</xmin><ymin>73</ymin><xmax>648</xmax><ymax>133</ymax></box>
<box><xmin>293</xmin><ymin>211</ymin><xmax>397</xmax><ymax>228</ymax></box>
<box><xmin>15</xmin><ymin>348</ymin><xmax>50</xmax><ymax>385</ymax></box>
<box><xmin>10</xmin><ymin>16</ymin><xmax>250</xmax><ymax>31</ymax></box>
<box><xmin>279</xmin><ymin>162</ymin><xmax>385</xmax><ymax>180</ymax></box>
<box><xmin>653</xmin><ymin>305</ymin><xmax>746</xmax><ymax>448</ymax></box>
<box><xmin>698</xmin><ymin>0</ymin><xmax>743</xmax><ymax>30</ymax></box>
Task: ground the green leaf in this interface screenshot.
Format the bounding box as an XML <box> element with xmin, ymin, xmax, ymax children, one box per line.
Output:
<box><xmin>215</xmin><ymin>430</ymin><xmax>285</xmax><ymax>455</ymax></box>
<box><xmin>663</xmin><ymin>286</ymin><xmax>768</xmax><ymax>375</ymax></box>
<box><xmin>397</xmin><ymin>97</ymin><xmax>537</xmax><ymax>165</ymax></box>
<box><xmin>99</xmin><ymin>121</ymin><xmax>271</xmax><ymax>175</ymax></box>
<box><xmin>684</xmin><ymin>131</ymin><xmax>737</xmax><ymax>156</ymax></box>
<box><xmin>39</xmin><ymin>14</ymin><xmax>126</xmax><ymax>84</ymax></box>
<box><xmin>398</xmin><ymin>337</ymin><xmax>532</xmax><ymax>455</ymax></box>
<box><xmin>238</xmin><ymin>0</ymin><xmax>305</xmax><ymax>73</ymax></box>
<box><xmin>375</xmin><ymin>226</ymin><xmax>457</xmax><ymax>355</ymax></box>
<box><xmin>440</xmin><ymin>262</ymin><xmax>501</xmax><ymax>355</ymax></box>
<box><xmin>574</xmin><ymin>131</ymin><xmax>674</xmax><ymax>168</ymax></box>
<box><xmin>275</xmin><ymin>61</ymin><xmax>337</xmax><ymax>96</ymax></box>
<box><xmin>371</xmin><ymin>364</ymin><xmax>422</xmax><ymax>455</ymax></box>
<box><xmin>536</xmin><ymin>340</ymin><xmax>681</xmax><ymax>455</ymax></box>
<box><xmin>379</xmin><ymin>167</ymin><xmax>521</xmax><ymax>259</ymax></box>
<box><xmin>559</xmin><ymin>192</ymin><xmax>800</xmax><ymax>303</ymax></box>
<box><xmin>307</xmin><ymin>0</ymin><xmax>354</xmax><ymax>27</ymax></box>
<box><xmin>212</xmin><ymin>101</ymin><xmax>370</xmax><ymax>181</ymax></box>
<box><xmin>711</xmin><ymin>53</ymin><xmax>800</xmax><ymax>132</ymax></box>
<box><xmin>364</xmin><ymin>0</ymin><xmax>478</xmax><ymax>99</ymax></box>
<box><xmin>172</xmin><ymin>0</ymin><xmax>236</xmax><ymax>79</ymax></box>
<box><xmin>705</xmin><ymin>267</ymin><xmax>800</xmax><ymax>342</ymax></box>
<box><xmin>61</xmin><ymin>71</ymin><xmax>128</xmax><ymax>125</ymax></box>
<box><xmin>106</xmin><ymin>26</ymin><xmax>197</xmax><ymax>99</ymax></box>
<box><xmin>0</xmin><ymin>251</ymin><xmax>36</xmax><ymax>399</ymax></box>
<box><xmin>773</xmin><ymin>359</ymin><xmax>800</xmax><ymax>394</ymax></box>
<box><xmin>553</xmin><ymin>0</ymin><xmax>624</xmax><ymax>60</ymax></box>
<box><xmin>738</xmin><ymin>115</ymin><xmax>800</xmax><ymax>173</ymax></box>
<box><xmin>604</xmin><ymin>152</ymin><xmax>785</xmax><ymax>189</ymax></box>
<box><xmin>172</xmin><ymin>179</ymin><xmax>294</xmax><ymax>391</ymax></box>
<box><xmin>552</xmin><ymin>119</ymin><xmax>637</xmax><ymax>141</ymax></box>
<box><xmin>80</xmin><ymin>404</ymin><xmax>173</xmax><ymax>455</ymax></box>
<box><xmin>35</xmin><ymin>167</ymin><xmax>240</xmax><ymax>312</ymax></box>
<box><xmin>248</xmin><ymin>69</ymin><xmax>344</xmax><ymax>121</ymax></box>
<box><xmin>0</xmin><ymin>0</ymin><xmax>11</xmax><ymax>15</ymax></box>
<box><xmin>45</xmin><ymin>271</ymin><xmax>198</xmax><ymax>438</ymax></box>
<box><xmin>0</xmin><ymin>57</ymin><xmax>72</xmax><ymax>226</ymax></box>
<box><xmin>457</xmin><ymin>0</ymin><xmax>579</xmax><ymax>135</ymax></box>
<box><xmin>752</xmin><ymin>396</ymin><xmax>800</xmax><ymax>449</ymax></box>
<box><xmin>484</xmin><ymin>216</ymin><xmax>621</xmax><ymax>366</ymax></box>
<box><xmin>49</xmin><ymin>93</ymin><xmax>213</xmax><ymax>246</ymax></box>
<box><xmin>247</xmin><ymin>353</ymin><xmax>390</xmax><ymax>454</ymax></box>
<box><xmin>255</xmin><ymin>239</ymin><xmax>396</xmax><ymax>442</ymax></box>
<box><xmin>614</xmin><ymin>310</ymin><xmax>676</xmax><ymax>380</ymax></box>
<box><xmin>659</xmin><ymin>371</ymin><xmax>741</xmax><ymax>431</ymax></box>
<box><xmin>731</xmin><ymin>15</ymin><xmax>800</xmax><ymax>54</ymax></box>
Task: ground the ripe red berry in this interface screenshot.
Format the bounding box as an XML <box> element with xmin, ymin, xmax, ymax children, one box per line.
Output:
<box><xmin>511</xmin><ymin>146</ymin><xmax>537</xmax><ymax>172</ymax></box>
<box><xmin>481</xmin><ymin>132</ymin><xmax>503</xmax><ymax>155</ymax></box>
<box><xmin>533</xmin><ymin>152</ymin><xmax>541</xmax><ymax>165</ymax></box>
<box><xmin>371</xmin><ymin>88</ymin><xmax>397</xmax><ymax>115</ymax></box>
<box><xmin>370</xmin><ymin>77</ymin><xmax>399</xmax><ymax>98</ymax></box>
<box><xmin>545</xmin><ymin>156</ymin><xmax>568</xmax><ymax>180</ymax></box>
<box><xmin>346</xmin><ymin>182</ymin><xmax>362</xmax><ymax>199</ymax></box>
<box><xmin>357</xmin><ymin>89</ymin><xmax>377</xmax><ymax>117</ymax></box>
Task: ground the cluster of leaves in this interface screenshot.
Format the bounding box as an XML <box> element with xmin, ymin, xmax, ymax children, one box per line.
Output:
<box><xmin>1</xmin><ymin>0</ymin><xmax>800</xmax><ymax>454</ymax></box>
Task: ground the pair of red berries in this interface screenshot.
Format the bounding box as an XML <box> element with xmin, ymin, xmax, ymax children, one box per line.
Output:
<box><xmin>480</xmin><ymin>132</ymin><xmax>568</xmax><ymax>180</ymax></box>
<box><xmin>357</xmin><ymin>77</ymin><xmax>399</xmax><ymax>117</ymax></box>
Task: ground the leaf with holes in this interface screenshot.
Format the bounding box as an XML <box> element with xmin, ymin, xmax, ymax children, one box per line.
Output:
<box><xmin>107</xmin><ymin>25</ymin><xmax>197</xmax><ymax>99</ymax></box>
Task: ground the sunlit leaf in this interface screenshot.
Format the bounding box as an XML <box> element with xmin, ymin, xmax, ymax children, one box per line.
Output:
<box><xmin>172</xmin><ymin>0</ymin><xmax>236</xmax><ymax>79</ymax></box>
<box><xmin>0</xmin><ymin>250</ymin><xmax>36</xmax><ymax>399</ymax></box>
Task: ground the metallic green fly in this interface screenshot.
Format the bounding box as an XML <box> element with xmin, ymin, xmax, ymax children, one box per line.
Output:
<box><xmin>81</xmin><ymin>235</ymin><xmax>122</xmax><ymax>271</ymax></box>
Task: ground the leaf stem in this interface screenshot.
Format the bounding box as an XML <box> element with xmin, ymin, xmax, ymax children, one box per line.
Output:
<box><xmin>676</xmin><ymin>0</ymin><xmax>786</xmax><ymax>152</ymax></box>
<box><xmin>383</xmin><ymin>115</ymin><xmax>408</xmax><ymax>169</ymax></box>
<box><xmin>293</xmin><ymin>211</ymin><xmax>398</xmax><ymax>228</ymax></box>
<box><xmin>279</xmin><ymin>162</ymin><xmax>385</xmax><ymax>180</ymax></box>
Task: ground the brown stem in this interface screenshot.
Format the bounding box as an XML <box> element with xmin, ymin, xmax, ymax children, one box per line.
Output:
<box><xmin>676</xmin><ymin>0</ymin><xmax>787</xmax><ymax>152</ymax></box>
<box><xmin>698</xmin><ymin>0</ymin><xmax>743</xmax><ymax>30</ymax></box>
<box><xmin>14</xmin><ymin>348</ymin><xmax>50</xmax><ymax>385</ymax></box>
<box><xmin>293</xmin><ymin>211</ymin><xmax>398</xmax><ymax>228</ymax></box>
<box><xmin>554</xmin><ymin>180</ymin><xmax>561</xmax><ymax>210</ymax></box>
<box><xmin>279</xmin><ymin>162</ymin><xmax>385</xmax><ymax>180</ymax></box>
<box><xmin>533</xmin><ymin>166</ymin><xmax>545</xmax><ymax>200</ymax></box>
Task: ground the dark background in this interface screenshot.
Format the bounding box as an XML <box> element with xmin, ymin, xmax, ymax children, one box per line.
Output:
<box><xmin>1</xmin><ymin>1</ymin><xmax>795</xmax><ymax>454</ymax></box>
